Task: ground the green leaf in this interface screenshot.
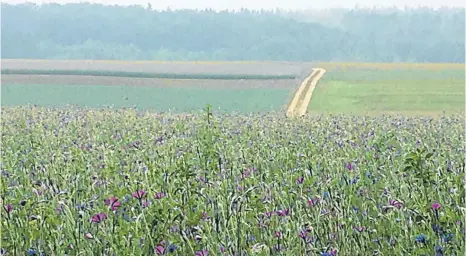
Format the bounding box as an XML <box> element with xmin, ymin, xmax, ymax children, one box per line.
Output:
<box><xmin>425</xmin><ymin>152</ymin><xmax>433</xmax><ymax>159</ymax></box>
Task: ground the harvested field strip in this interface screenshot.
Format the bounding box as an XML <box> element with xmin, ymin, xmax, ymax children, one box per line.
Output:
<box><xmin>286</xmin><ymin>68</ymin><xmax>326</xmax><ymax>117</ymax></box>
<box><xmin>1</xmin><ymin>59</ymin><xmax>312</xmax><ymax>76</ymax></box>
<box><xmin>1</xmin><ymin>69</ymin><xmax>296</xmax><ymax>80</ymax></box>
<box><xmin>1</xmin><ymin>75</ymin><xmax>299</xmax><ymax>89</ymax></box>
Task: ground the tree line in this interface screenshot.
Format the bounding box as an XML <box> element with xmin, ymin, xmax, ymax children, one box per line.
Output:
<box><xmin>1</xmin><ymin>3</ymin><xmax>464</xmax><ymax>63</ymax></box>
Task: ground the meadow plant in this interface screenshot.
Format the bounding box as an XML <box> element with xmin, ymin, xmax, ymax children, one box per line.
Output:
<box><xmin>1</xmin><ymin>106</ymin><xmax>464</xmax><ymax>255</ymax></box>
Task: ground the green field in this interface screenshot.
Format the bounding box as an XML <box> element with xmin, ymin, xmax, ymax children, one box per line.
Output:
<box><xmin>1</xmin><ymin>84</ymin><xmax>291</xmax><ymax>113</ymax></box>
<box><xmin>2</xmin><ymin>64</ymin><xmax>464</xmax><ymax>116</ymax></box>
<box><xmin>309</xmin><ymin>68</ymin><xmax>465</xmax><ymax>115</ymax></box>
<box><xmin>0</xmin><ymin>69</ymin><xmax>296</xmax><ymax>80</ymax></box>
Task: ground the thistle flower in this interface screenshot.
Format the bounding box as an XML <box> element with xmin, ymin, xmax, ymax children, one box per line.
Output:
<box><xmin>389</xmin><ymin>199</ymin><xmax>404</xmax><ymax>209</ymax></box>
<box><xmin>104</xmin><ymin>196</ymin><xmax>121</xmax><ymax>211</ymax></box>
<box><xmin>307</xmin><ymin>198</ymin><xmax>319</xmax><ymax>207</ymax></box>
<box><xmin>298</xmin><ymin>230</ymin><xmax>307</xmax><ymax>239</ymax></box>
<box><xmin>132</xmin><ymin>190</ymin><xmax>146</xmax><ymax>199</ymax></box>
<box><xmin>142</xmin><ymin>200</ymin><xmax>151</xmax><ymax>208</ymax></box>
<box><xmin>155</xmin><ymin>245</ymin><xmax>165</xmax><ymax>255</ymax></box>
<box><xmin>4</xmin><ymin>204</ymin><xmax>13</xmax><ymax>214</ymax></box>
<box><xmin>353</xmin><ymin>226</ymin><xmax>365</xmax><ymax>233</ymax></box>
<box><xmin>219</xmin><ymin>245</ymin><xmax>226</xmax><ymax>254</ymax></box>
<box><xmin>296</xmin><ymin>177</ymin><xmax>304</xmax><ymax>184</ymax></box>
<box><xmin>154</xmin><ymin>192</ymin><xmax>165</xmax><ymax>199</ymax></box>
<box><xmin>90</xmin><ymin>213</ymin><xmax>107</xmax><ymax>224</ymax></box>
<box><xmin>345</xmin><ymin>162</ymin><xmax>353</xmax><ymax>171</ymax></box>
<box><xmin>276</xmin><ymin>209</ymin><xmax>289</xmax><ymax>216</ymax></box>
<box><xmin>195</xmin><ymin>250</ymin><xmax>208</xmax><ymax>256</ymax></box>
<box><xmin>431</xmin><ymin>202</ymin><xmax>441</xmax><ymax>210</ymax></box>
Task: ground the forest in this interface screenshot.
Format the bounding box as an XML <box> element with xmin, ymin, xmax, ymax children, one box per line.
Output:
<box><xmin>1</xmin><ymin>3</ymin><xmax>464</xmax><ymax>62</ymax></box>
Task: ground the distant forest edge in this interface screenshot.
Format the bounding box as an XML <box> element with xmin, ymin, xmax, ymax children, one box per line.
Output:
<box><xmin>0</xmin><ymin>69</ymin><xmax>296</xmax><ymax>80</ymax></box>
<box><xmin>2</xmin><ymin>3</ymin><xmax>465</xmax><ymax>63</ymax></box>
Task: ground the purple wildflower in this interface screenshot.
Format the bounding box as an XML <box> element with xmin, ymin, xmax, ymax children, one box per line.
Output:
<box><xmin>154</xmin><ymin>192</ymin><xmax>166</xmax><ymax>199</ymax></box>
<box><xmin>431</xmin><ymin>202</ymin><xmax>441</xmax><ymax>210</ymax></box>
<box><xmin>298</xmin><ymin>230</ymin><xmax>307</xmax><ymax>239</ymax></box>
<box><xmin>219</xmin><ymin>245</ymin><xmax>226</xmax><ymax>254</ymax></box>
<box><xmin>276</xmin><ymin>209</ymin><xmax>289</xmax><ymax>216</ymax></box>
<box><xmin>132</xmin><ymin>190</ymin><xmax>146</xmax><ymax>199</ymax></box>
<box><xmin>90</xmin><ymin>213</ymin><xmax>107</xmax><ymax>224</ymax></box>
<box><xmin>353</xmin><ymin>226</ymin><xmax>365</xmax><ymax>232</ymax></box>
<box><xmin>195</xmin><ymin>250</ymin><xmax>209</xmax><ymax>256</ymax></box>
<box><xmin>155</xmin><ymin>245</ymin><xmax>165</xmax><ymax>255</ymax></box>
<box><xmin>345</xmin><ymin>162</ymin><xmax>353</xmax><ymax>171</ymax></box>
<box><xmin>389</xmin><ymin>199</ymin><xmax>404</xmax><ymax>209</ymax></box>
<box><xmin>4</xmin><ymin>204</ymin><xmax>13</xmax><ymax>214</ymax></box>
<box><xmin>142</xmin><ymin>200</ymin><xmax>151</xmax><ymax>208</ymax></box>
<box><xmin>104</xmin><ymin>196</ymin><xmax>121</xmax><ymax>211</ymax></box>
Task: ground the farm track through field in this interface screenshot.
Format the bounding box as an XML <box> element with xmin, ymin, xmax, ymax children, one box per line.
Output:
<box><xmin>286</xmin><ymin>68</ymin><xmax>326</xmax><ymax>118</ymax></box>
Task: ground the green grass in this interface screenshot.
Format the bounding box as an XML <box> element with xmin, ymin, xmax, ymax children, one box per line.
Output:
<box><xmin>1</xmin><ymin>69</ymin><xmax>296</xmax><ymax>80</ymax></box>
<box><xmin>1</xmin><ymin>84</ymin><xmax>291</xmax><ymax>113</ymax></box>
<box><xmin>309</xmin><ymin>69</ymin><xmax>465</xmax><ymax>115</ymax></box>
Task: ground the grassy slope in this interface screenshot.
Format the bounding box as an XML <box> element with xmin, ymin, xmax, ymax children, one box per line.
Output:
<box><xmin>309</xmin><ymin>66</ymin><xmax>465</xmax><ymax>115</ymax></box>
<box><xmin>1</xmin><ymin>84</ymin><xmax>291</xmax><ymax>113</ymax></box>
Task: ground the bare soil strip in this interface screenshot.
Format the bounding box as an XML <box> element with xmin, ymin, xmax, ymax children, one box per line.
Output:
<box><xmin>286</xmin><ymin>68</ymin><xmax>326</xmax><ymax>117</ymax></box>
<box><xmin>1</xmin><ymin>75</ymin><xmax>299</xmax><ymax>89</ymax></box>
<box><xmin>1</xmin><ymin>59</ymin><xmax>313</xmax><ymax>76</ymax></box>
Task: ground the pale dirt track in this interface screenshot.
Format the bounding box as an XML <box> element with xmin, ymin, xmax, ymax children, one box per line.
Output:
<box><xmin>286</xmin><ymin>68</ymin><xmax>326</xmax><ymax>117</ymax></box>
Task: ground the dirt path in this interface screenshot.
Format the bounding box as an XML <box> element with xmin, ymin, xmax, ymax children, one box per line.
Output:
<box><xmin>286</xmin><ymin>68</ymin><xmax>326</xmax><ymax>117</ymax></box>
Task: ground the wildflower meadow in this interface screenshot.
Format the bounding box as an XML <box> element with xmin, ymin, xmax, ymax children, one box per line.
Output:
<box><xmin>1</xmin><ymin>106</ymin><xmax>465</xmax><ymax>256</ymax></box>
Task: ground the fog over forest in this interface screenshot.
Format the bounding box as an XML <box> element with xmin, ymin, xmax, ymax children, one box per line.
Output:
<box><xmin>2</xmin><ymin>3</ymin><xmax>464</xmax><ymax>62</ymax></box>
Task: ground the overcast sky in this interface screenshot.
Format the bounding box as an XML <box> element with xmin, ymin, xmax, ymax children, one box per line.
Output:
<box><xmin>3</xmin><ymin>0</ymin><xmax>465</xmax><ymax>10</ymax></box>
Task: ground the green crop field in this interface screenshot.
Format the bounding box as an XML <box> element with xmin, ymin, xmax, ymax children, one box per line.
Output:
<box><xmin>1</xmin><ymin>84</ymin><xmax>292</xmax><ymax>113</ymax></box>
<box><xmin>309</xmin><ymin>65</ymin><xmax>465</xmax><ymax>116</ymax></box>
